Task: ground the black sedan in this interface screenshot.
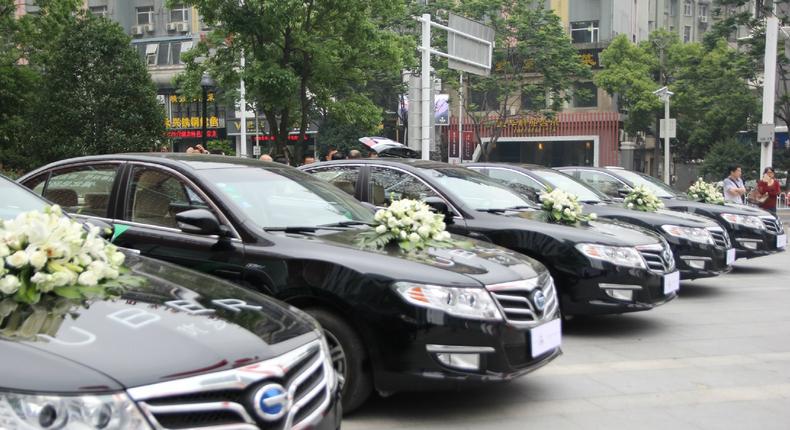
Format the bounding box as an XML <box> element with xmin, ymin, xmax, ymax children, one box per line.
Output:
<box><xmin>467</xmin><ymin>163</ymin><xmax>734</xmax><ymax>280</ymax></box>
<box><xmin>557</xmin><ymin>166</ymin><xmax>786</xmax><ymax>259</ymax></box>
<box><xmin>18</xmin><ymin>154</ymin><xmax>562</xmax><ymax>412</ymax></box>
<box><xmin>301</xmin><ymin>159</ymin><xmax>681</xmax><ymax>317</ymax></box>
<box><xmin>0</xmin><ymin>176</ymin><xmax>341</xmax><ymax>430</ymax></box>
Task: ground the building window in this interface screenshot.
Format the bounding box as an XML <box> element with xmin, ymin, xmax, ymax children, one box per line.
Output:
<box><xmin>176</xmin><ymin>41</ymin><xmax>192</xmax><ymax>64</ymax></box>
<box><xmin>570</xmin><ymin>21</ymin><xmax>599</xmax><ymax>44</ymax></box>
<box><xmin>683</xmin><ymin>0</ymin><xmax>693</xmax><ymax>16</ymax></box>
<box><xmin>572</xmin><ymin>82</ymin><xmax>598</xmax><ymax>108</ymax></box>
<box><xmin>169</xmin><ymin>3</ymin><xmax>188</xmax><ymax>23</ymax></box>
<box><xmin>683</xmin><ymin>26</ymin><xmax>691</xmax><ymax>43</ymax></box>
<box><xmin>145</xmin><ymin>43</ymin><xmax>158</xmax><ymax>66</ymax></box>
<box><xmin>470</xmin><ymin>88</ymin><xmax>499</xmax><ymax>111</ymax></box>
<box><xmin>670</xmin><ymin>0</ymin><xmax>678</xmax><ymax>16</ymax></box>
<box><xmin>136</xmin><ymin>6</ymin><xmax>154</xmax><ymax>26</ymax></box>
<box><xmin>699</xmin><ymin>4</ymin><xmax>708</xmax><ymax>17</ymax></box>
<box><xmin>89</xmin><ymin>5</ymin><xmax>107</xmax><ymax>18</ymax></box>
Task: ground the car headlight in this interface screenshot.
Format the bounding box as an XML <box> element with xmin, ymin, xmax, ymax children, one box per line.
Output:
<box><xmin>0</xmin><ymin>391</ymin><xmax>150</xmax><ymax>429</ymax></box>
<box><xmin>393</xmin><ymin>282</ymin><xmax>503</xmax><ymax>321</ymax></box>
<box><xmin>660</xmin><ymin>225</ymin><xmax>714</xmax><ymax>245</ymax></box>
<box><xmin>575</xmin><ymin>244</ymin><xmax>647</xmax><ymax>269</ymax></box>
<box><xmin>318</xmin><ymin>332</ymin><xmax>340</xmax><ymax>393</ymax></box>
<box><xmin>720</xmin><ymin>213</ymin><xmax>766</xmax><ymax>230</ymax></box>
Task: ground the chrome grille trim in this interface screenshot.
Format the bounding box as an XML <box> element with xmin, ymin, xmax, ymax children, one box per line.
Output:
<box><xmin>760</xmin><ymin>216</ymin><xmax>781</xmax><ymax>234</ymax></box>
<box><xmin>636</xmin><ymin>241</ymin><xmax>675</xmax><ymax>273</ymax></box>
<box><xmin>706</xmin><ymin>226</ymin><xmax>731</xmax><ymax>248</ymax></box>
<box><xmin>127</xmin><ymin>338</ymin><xmax>333</xmax><ymax>430</ymax></box>
<box><xmin>486</xmin><ymin>273</ymin><xmax>558</xmax><ymax>328</ymax></box>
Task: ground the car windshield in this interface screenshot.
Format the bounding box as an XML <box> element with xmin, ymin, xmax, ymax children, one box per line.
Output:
<box><xmin>0</xmin><ymin>177</ymin><xmax>49</xmax><ymax>220</ymax></box>
<box><xmin>422</xmin><ymin>167</ymin><xmax>534</xmax><ymax>211</ymax></box>
<box><xmin>199</xmin><ymin>166</ymin><xmax>374</xmax><ymax>229</ymax></box>
<box><xmin>614</xmin><ymin>170</ymin><xmax>678</xmax><ymax>198</ymax></box>
<box><xmin>531</xmin><ymin>170</ymin><xmax>606</xmax><ymax>203</ymax></box>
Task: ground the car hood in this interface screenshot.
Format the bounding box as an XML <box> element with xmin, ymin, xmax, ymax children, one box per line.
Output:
<box><xmin>664</xmin><ymin>199</ymin><xmax>773</xmax><ymax>218</ymax></box>
<box><xmin>583</xmin><ymin>203</ymin><xmax>718</xmax><ymax>228</ymax></box>
<box><xmin>499</xmin><ymin>210</ymin><xmax>662</xmax><ymax>247</ymax></box>
<box><xmin>261</xmin><ymin>228</ymin><xmax>543</xmax><ymax>287</ymax></box>
<box><xmin>0</xmin><ymin>253</ymin><xmax>318</xmax><ymax>392</ymax></box>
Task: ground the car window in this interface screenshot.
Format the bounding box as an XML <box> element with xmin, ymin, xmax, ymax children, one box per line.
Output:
<box><xmin>577</xmin><ymin>170</ymin><xmax>625</xmax><ymax>198</ymax></box>
<box><xmin>369</xmin><ymin>167</ymin><xmax>439</xmax><ymax>206</ymax></box>
<box><xmin>613</xmin><ymin>169</ymin><xmax>677</xmax><ymax>198</ymax></box>
<box><xmin>424</xmin><ymin>167</ymin><xmax>533</xmax><ymax>210</ymax></box>
<box><xmin>476</xmin><ymin>167</ymin><xmax>546</xmax><ymax>201</ymax></box>
<box><xmin>308</xmin><ymin>166</ymin><xmax>361</xmax><ymax>197</ymax></box>
<box><xmin>531</xmin><ymin>169</ymin><xmax>606</xmax><ymax>203</ymax></box>
<box><xmin>0</xmin><ymin>177</ymin><xmax>48</xmax><ymax>220</ymax></box>
<box><xmin>40</xmin><ymin>165</ymin><xmax>119</xmax><ymax>217</ymax></box>
<box><xmin>126</xmin><ymin>167</ymin><xmax>212</xmax><ymax>229</ymax></box>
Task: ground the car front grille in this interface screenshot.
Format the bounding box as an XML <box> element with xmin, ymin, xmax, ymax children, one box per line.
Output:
<box><xmin>636</xmin><ymin>241</ymin><xmax>675</xmax><ymax>273</ymax></box>
<box><xmin>486</xmin><ymin>272</ymin><xmax>558</xmax><ymax>327</ymax></box>
<box><xmin>761</xmin><ymin>216</ymin><xmax>782</xmax><ymax>234</ymax></box>
<box><xmin>707</xmin><ymin>227</ymin><xmax>731</xmax><ymax>248</ymax></box>
<box><xmin>127</xmin><ymin>338</ymin><xmax>333</xmax><ymax>430</ymax></box>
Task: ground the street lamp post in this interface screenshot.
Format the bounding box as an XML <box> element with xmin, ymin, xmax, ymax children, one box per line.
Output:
<box><xmin>200</xmin><ymin>72</ymin><xmax>215</xmax><ymax>149</ymax></box>
<box><xmin>653</xmin><ymin>86</ymin><xmax>674</xmax><ymax>185</ymax></box>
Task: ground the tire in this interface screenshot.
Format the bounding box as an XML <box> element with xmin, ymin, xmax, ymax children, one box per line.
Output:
<box><xmin>304</xmin><ymin>308</ymin><xmax>373</xmax><ymax>414</ymax></box>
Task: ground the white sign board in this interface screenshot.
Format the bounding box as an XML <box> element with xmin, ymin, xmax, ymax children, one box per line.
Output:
<box><xmin>447</xmin><ymin>13</ymin><xmax>494</xmax><ymax>77</ymax></box>
<box><xmin>757</xmin><ymin>123</ymin><xmax>775</xmax><ymax>143</ymax></box>
<box><xmin>660</xmin><ymin>118</ymin><xmax>677</xmax><ymax>139</ymax></box>
<box><xmin>252</xmin><ymin>145</ymin><xmax>261</xmax><ymax>156</ymax></box>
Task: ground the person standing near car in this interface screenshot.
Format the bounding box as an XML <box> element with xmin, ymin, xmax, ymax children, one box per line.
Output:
<box><xmin>723</xmin><ymin>165</ymin><xmax>747</xmax><ymax>204</ymax></box>
<box><xmin>757</xmin><ymin>166</ymin><xmax>781</xmax><ymax>215</ymax></box>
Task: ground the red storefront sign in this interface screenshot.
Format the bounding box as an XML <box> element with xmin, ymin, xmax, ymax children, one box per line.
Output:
<box><xmin>167</xmin><ymin>130</ymin><xmax>219</xmax><ymax>139</ymax></box>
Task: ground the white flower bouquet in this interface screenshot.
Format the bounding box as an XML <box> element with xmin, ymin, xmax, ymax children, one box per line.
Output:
<box><xmin>0</xmin><ymin>206</ymin><xmax>142</xmax><ymax>305</ymax></box>
<box><xmin>687</xmin><ymin>178</ymin><xmax>724</xmax><ymax>205</ymax></box>
<box><xmin>357</xmin><ymin>199</ymin><xmax>466</xmax><ymax>251</ymax></box>
<box><xmin>623</xmin><ymin>185</ymin><xmax>664</xmax><ymax>212</ymax></box>
<box><xmin>539</xmin><ymin>189</ymin><xmax>596</xmax><ymax>225</ymax></box>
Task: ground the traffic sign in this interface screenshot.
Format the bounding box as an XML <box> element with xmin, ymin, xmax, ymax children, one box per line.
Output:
<box><xmin>253</xmin><ymin>145</ymin><xmax>261</xmax><ymax>156</ymax></box>
<box><xmin>757</xmin><ymin>123</ymin><xmax>775</xmax><ymax>143</ymax></box>
<box><xmin>660</xmin><ymin>118</ymin><xmax>676</xmax><ymax>139</ymax></box>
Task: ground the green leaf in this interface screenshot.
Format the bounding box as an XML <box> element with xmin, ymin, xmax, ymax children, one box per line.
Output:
<box><xmin>53</xmin><ymin>286</ymin><xmax>83</xmax><ymax>299</ymax></box>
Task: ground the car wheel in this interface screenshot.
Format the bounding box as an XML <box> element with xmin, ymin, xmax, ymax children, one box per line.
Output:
<box><xmin>304</xmin><ymin>308</ymin><xmax>372</xmax><ymax>414</ymax></box>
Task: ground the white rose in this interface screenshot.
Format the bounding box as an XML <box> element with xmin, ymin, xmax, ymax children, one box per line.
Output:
<box><xmin>0</xmin><ymin>244</ymin><xmax>9</xmax><ymax>257</ymax></box>
<box><xmin>28</xmin><ymin>250</ymin><xmax>48</xmax><ymax>270</ymax></box>
<box><xmin>437</xmin><ymin>231</ymin><xmax>451</xmax><ymax>241</ymax></box>
<box><xmin>52</xmin><ymin>271</ymin><xmax>75</xmax><ymax>287</ymax></box>
<box><xmin>400</xmin><ymin>231</ymin><xmax>407</xmax><ymax>239</ymax></box>
<box><xmin>375</xmin><ymin>225</ymin><xmax>387</xmax><ymax>234</ymax></box>
<box><xmin>627</xmin><ymin>203</ymin><xmax>634</xmax><ymax>209</ymax></box>
<box><xmin>563</xmin><ymin>208</ymin><xmax>571</xmax><ymax>216</ymax></box>
<box><xmin>78</xmin><ymin>270</ymin><xmax>99</xmax><ymax>286</ymax></box>
<box><xmin>637</xmin><ymin>198</ymin><xmax>643</xmax><ymax>205</ymax></box>
<box><xmin>6</xmin><ymin>251</ymin><xmax>29</xmax><ymax>268</ymax></box>
<box><xmin>417</xmin><ymin>225</ymin><xmax>431</xmax><ymax>238</ymax></box>
<box><xmin>589</xmin><ymin>213</ymin><xmax>598</xmax><ymax>220</ymax></box>
<box><xmin>0</xmin><ymin>275</ymin><xmax>21</xmax><ymax>295</ymax></box>
<box><xmin>409</xmin><ymin>233</ymin><xmax>421</xmax><ymax>242</ymax></box>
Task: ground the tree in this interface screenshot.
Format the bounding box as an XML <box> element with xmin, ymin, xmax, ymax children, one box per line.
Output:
<box><xmin>702</xmin><ymin>139</ymin><xmax>760</xmax><ymax>181</ymax></box>
<box><xmin>177</xmin><ymin>0</ymin><xmax>412</xmax><ymax>164</ymax></box>
<box><xmin>25</xmin><ymin>13</ymin><xmax>163</xmax><ymax>168</ymax></box>
<box><xmin>431</xmin><ymin>0</ymin><xmax>591</xmax><ymax>160</ymax></box>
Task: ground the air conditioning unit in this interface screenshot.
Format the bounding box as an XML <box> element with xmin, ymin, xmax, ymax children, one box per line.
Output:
<box><xmin>131</xmin><ymin>25</ymin><xmax>144</xmax><ymax>35</ymax></box>
<box><xmin>166</xmin><ymin>22</ymin><xmax>178</xmax><ymax>31</ymax></box>
<box><xmin>699</xmin><ymin>15</ymin><xmax>708</xmax><ymax>23</ymax></box>
<box><xmin>144</xmin><ymin>24</ymin><xmax>154</xmax><ymax>33</ymax></box>
<box><xmin>175</xmin><ymin>22</ymin><xmax>189</xmax><ymax>32</ymax></box>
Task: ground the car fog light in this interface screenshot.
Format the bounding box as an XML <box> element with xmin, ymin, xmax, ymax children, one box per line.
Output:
<box><xmin>435</xmin><ymin>353</ymin><xmax>481</xmax><ymax>371</ymax></box>
<box><xmin>737</xmin><ymin>239</ymin><xmax>759</xmax><ymax>250</ymax></box>
<box><xmin>604</xmin><ymin>289</ymin><xmax>634</xmax><ymax>301</ymax></box>
<box><xmin>687</xmin><ymin>259</ymin><xmax>706</xmax><ymax>270</ymax></box>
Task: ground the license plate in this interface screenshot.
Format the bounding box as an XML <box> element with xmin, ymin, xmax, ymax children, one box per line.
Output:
<box><xmin>530</xmin><ymin>318</ymin><xmax>562</xmax><ymax>358</ymax></box>
<box><xmin>778</xmin><ymin>234</ymin><xmax>787</xmax><ymax>249</ymax></box>
<box><xmin>726</xmin><ymin>248</ymin><xmax>736</xmax><ymax>265</ymax></box>
<box><xmin>663</xmin><ymin>271</ymin><xmax>680</xmax><ymax>295</ymax></box>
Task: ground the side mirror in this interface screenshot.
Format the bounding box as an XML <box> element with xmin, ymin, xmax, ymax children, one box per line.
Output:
<box><xmin>359</xmin><ymin>201</ymin><xmax>377</xmax><ymax>213</ymax></box>
<box><xmin>175</xmin><ymin>209</ymin><xmax>223</xmax><ymax>236</ymax></box>
<box><xmin>617</xmin><ymin>187</ymin><xmax>630</xmax><ymax>198</ymax></box>
<box><xmin>424</xmin><ymin>197</ymin><xmax>454</xmax><ymax>224</ymax></box>
<box><xmin>83</xmin><ymin>219</ymin><xmax>114</xmax><ymax>240</ymax></box>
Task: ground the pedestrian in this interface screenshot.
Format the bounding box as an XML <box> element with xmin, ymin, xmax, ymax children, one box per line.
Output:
<box><xmin>331</xmin><ymin>151</ymin><xmax>347</xmax><ymax>160</ymax></box>
<box><xmin>325</xmin><ymin>148</ymin><xmax>338</xmax><ymax>161</ymax></box>
<box><xmin>348</xmin><ymin>149</ymin><xmax>362</xmax><ymax>159</ymax></box>
<box><xmin>723</xmin><ymin>164</ymin><xmax>747</xmax><ymax>204</ymax></box>
<box><xmin>260</xmin><ymin>154</ymin><xmax>273</xmax><ymax>162</ymax></box>
<box><xmin>186</xmin><ymin>147</ymin><xmax>196</xmax><ymax>154</ymax></box>
<box><xmin>757</xmin><ymin>166</ymin><xmax>781</xmax><ymax>215</ymax></box>
<box><xmin>302</xmin><ymin>156</ymin><xmax>316</xmax><ymax>165</ymax></box>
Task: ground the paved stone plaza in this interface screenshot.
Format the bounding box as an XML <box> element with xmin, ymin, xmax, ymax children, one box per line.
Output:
<box><xmin>346</xmin><ymin>237</ymin><xmax>790</xmax><ymax>430</ymax></box>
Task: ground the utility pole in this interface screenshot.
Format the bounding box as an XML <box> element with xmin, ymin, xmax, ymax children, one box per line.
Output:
<box><xmin>420</xmin><ymin>13</ymin><xmax>432</xmax><ymax>160</ymax></box>
<box><xmin>760</xmin><ymin>1</ymin><xmax>779</xmax><ymax>174</ymax></box>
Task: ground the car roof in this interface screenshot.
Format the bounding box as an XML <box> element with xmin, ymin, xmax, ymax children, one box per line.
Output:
<box><xmin>23</xmin><ymin>153</ymin><xmax>287</xmax><ymax>176</ymax></box>
<box><xmin>303</xmin><ymin>158</ymin><xmax>452</xmax><ymax>171</ymax></box>
<box><xmin>466</xmin><ymin>162</ymin><xmax>545</xmax><ymax>170</ymax></box>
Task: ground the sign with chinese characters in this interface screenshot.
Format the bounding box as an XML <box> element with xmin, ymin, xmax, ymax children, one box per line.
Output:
<box><xmin>164</xmin><ymin>92</ymin><xmax>226</xmax><ymax>131</ymax></box>
<box><xmin>578</xmin><ymin>48</ymin><xmax>602</xmax><ymax>69</ymax></box>
<box><xmin>166</xmin><ymin>130</ymin><xmax>219</xmax><ymax>139</ymax></box>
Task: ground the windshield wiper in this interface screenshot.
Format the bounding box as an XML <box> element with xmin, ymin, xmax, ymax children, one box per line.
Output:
<box><xmin>318</xmin><ymin>220</ymin><xmax>374</xmax><ymax>228</ymax></box>
<box><xmin>264</xmin><ymin>226</ymin><xmax>347</xmax><ymax>233</ymax></box>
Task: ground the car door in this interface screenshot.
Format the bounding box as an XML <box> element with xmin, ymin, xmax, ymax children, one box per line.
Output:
<box><xmin>572</xmin><ymin>169</ymin><xmax>629</xmax><ymax>199</ymax></box>
<box><xmin>111</xmin><ymin>163</ymin><xmax>247</xmax><ymax>281</ymax></box>
<box><xmin>20</xmin><ymin>163</ymin><xmax>123</xmax><ymax>226</ymax></box>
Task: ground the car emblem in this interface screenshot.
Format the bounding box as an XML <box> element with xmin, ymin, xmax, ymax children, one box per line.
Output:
<box><xmin>532</xmin><ymin>290</ymin><xmax>546</xmax><ymax>312</ymax></box>
<box><xmin>253</xmin><ymin>383</ymin><xmax>289</xmax><ymax>422</ymax></box>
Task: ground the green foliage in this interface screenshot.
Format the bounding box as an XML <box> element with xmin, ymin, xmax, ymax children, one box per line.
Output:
<box><xmin>701</xmin><ymin>139</ymin><xmax>760</xmax><ymax>182</ymax></box>
<box><xmin>178</xmin><ymin>0</ymin><xmax>411</xmax><ymax>164</ymax></box>
<box><xmin>207</xmin><ymin>140</ymin><xmax>235</xmax><ymax>156</ymax></box>
<box><xmin>0</xmin><ymin>0</ymin><xmax>164</xmax><ymax>172</ymax></box>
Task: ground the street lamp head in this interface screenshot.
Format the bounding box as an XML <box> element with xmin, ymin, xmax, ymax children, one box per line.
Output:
<box><xmin>200</xmin><ymin>72</ymin><xmax>215</xmax><ymax>89</ymax></box>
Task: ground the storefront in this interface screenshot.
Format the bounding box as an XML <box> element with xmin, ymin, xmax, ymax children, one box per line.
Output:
<box><xmin>446</xmin><ymin>112</ymin><xmax>620</xmax><ymax>167</ymax></box>
<box><xmin>162</xmin><ymin>91</ymin><xmax>227</xmax><ymax>152</ymax></box>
